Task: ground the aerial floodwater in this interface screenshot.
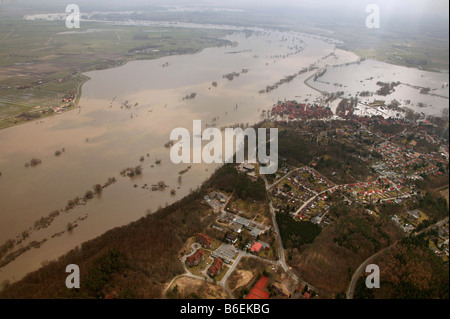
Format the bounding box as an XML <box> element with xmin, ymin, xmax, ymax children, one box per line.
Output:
<box><xmin>0</xmin><ymin>24</ymin><xmax>361</xmax><ymax>284</ymax></box>
<box><xmin>306</xmin><ymin>59</ymin><xmax>449</xmax><ymax>117</ymax></box>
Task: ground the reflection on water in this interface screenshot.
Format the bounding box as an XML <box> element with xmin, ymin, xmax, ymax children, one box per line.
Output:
<box><xmin>306</xmin><ymin>59</ymin><xmax>449</xmax><ymax>117</ymax></box>
<box><xmin>0</xmin><ymin>29</ymin><xmax>357</xmax><ymax>284</ymax></box>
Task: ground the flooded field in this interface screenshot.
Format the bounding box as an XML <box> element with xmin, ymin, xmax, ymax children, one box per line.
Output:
<box><xmin>0</xmin><ymin>28</ymin><xmax>359</xmax><ymax>284</ymax></box>
<box><xmin>306</xmin><ymin>59</ymin><xmax>449</xmax><ymax>117</ymax></box>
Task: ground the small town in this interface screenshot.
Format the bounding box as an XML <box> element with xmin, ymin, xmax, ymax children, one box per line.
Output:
<box><xmin>0</xmin><ymin>1</ymin><xmax>448</xmax><ymax>307</ymax></box>
<box><xmin>162</xmin><ymin>104</ymin><xmax>449</xmax><ymax>299</ymax></box>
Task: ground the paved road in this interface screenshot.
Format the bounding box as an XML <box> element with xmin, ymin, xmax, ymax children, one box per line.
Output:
<box><xmin>346</xmin><ymin>241</ymin><xmax>397</xmax><ymax>299</ymax></box>
<box><xmin>264</xmin><ymin>177</ymin><xmax>324</xmax><ymax>292</ymax></box>
<box><xmin>266</xmin><ymin>167</ymin><xmax>302</xmax><ymax>190</ymax></box>
<box><xmin>415</xmin><ymin>217</ymin><xmax>449</xmax><ymax>237</ymax></box>
<box><xmin>163</xmin><ymin>241</ymin><xmax>236</xmax><ymax>298</ymax></box>
<box><xmin>219</xmin><ymin>251</ymin><xmax>244</xmax><ymax>298</ymax></box>
<box><xmin>267</xmin><ymin>200</ymin><xmax>287</xmax><ymax>271</ymax></box>
<box><xmin>346</xmin><ymin>216</ymin><xmax>449</xmax><ymax>299</ymax></box>
<box><xmin>293</xmin><ymin>190</ymin><xmax>323</xmax><ymax>217</ymax></box>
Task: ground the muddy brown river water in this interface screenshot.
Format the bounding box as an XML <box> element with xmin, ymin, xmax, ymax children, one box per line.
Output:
<box><xmin>0</xmin><ymin>28</ymin><xmax>358</xmax><ymax>284</ymax></box>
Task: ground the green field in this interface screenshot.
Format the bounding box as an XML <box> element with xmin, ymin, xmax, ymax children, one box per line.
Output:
<box><xmin>313</xmin><ymin>23</ymin><xmax>449</xmax><ymax>72</ymax></box>
<box><xmin>0</xmin><ymin>16</ymin><xmax>232</xmax><ymax>129</ymax></box>
<box><xmin>0</xmin><ymin>89</ymin><xmax>57</xmax><ymax>118</ymax></box>
<box><xmin>1</xmin><ymin>9</ymin><xmax>447</xmax><ymax>130</ymax></box>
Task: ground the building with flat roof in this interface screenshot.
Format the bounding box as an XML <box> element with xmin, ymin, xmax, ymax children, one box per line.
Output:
<box><xmin>231</xmin><ymin>222</ymin><xmax>243</xmax><ymax>233</ymax></box>
<box><xmin>250</xmin><ymin>228</ymin><xmax>261</xmax><ymax>237</ymax></box>
<box><xmin>235</xmin><ymin>216</ymin><xmax>250</xmax><ymax>228</ymax></box>
<box><xmin>407</xmin><ymin>209</ymin><xmax>421</xmax><ymax>219</ymax></box>
<box><xmin>225</xmin><ymin>233</ymin><xmax>238</xmax><ymax>244</ymax></box>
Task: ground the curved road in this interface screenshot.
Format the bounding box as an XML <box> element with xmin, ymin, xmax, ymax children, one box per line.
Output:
<box><xmin>264</xmin><ymin>176</ymin><xmax>321</xmax><ymax>292</ymax></box>
<box><xmin>347</xmin><ymin>216</ymin><xmax>449</xmax><ymax>299</ymax></box>
<box><xmin>346</xmin><ymin>241</ymin><xmax>397</xmax><ymax>299</ymax></box>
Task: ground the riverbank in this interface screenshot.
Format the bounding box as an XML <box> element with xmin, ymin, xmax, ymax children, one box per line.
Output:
<box><xmin>0</xmin><ymin>16</ymin><xmax>233</xmax><ymax>130</ymax></box>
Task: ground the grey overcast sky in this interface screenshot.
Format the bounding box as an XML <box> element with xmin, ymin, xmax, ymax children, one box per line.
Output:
<box><xmin>4</xmin><ymin>0</ymin><xmax>449</xmax><ymax>12</ymax></box>
<box><xmin>2</xmin><ymin>0</ymin><xmax>449</xmax><ymax>21</ymax></box>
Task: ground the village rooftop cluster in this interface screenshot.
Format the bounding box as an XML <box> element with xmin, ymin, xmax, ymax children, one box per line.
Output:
<box><xmin>165</xmin><ymin>100</ymin><xmax>448</xmax><ymax>300</ymax></box>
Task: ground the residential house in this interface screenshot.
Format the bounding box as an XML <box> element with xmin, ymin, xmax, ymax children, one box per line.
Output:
<box><xmin>208</xmin><ymin>258</ymin><xmax>223</xmax><ymax>277</ymax></box>
<box><xmin>196</xmin><ymin>233</ymin><xmax>212</xmax><ymax>249</ymax></box>
<box><xmin>257</xmin><ymin>241</ymin><xmax>270</xmax><ymax>250</ymax></box>
<box><xmin>186</xmin><ymin>249</ymin><xmax>204</xmax><ymax>267</ymax></box>
<box><xmin>251</xmin><ymin>242</ymin><xmax>263</xmax><ymax>254</ymax></box>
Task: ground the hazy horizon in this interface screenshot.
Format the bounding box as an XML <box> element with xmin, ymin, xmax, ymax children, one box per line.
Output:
<box><xmin>2</xmin><ymin>0</ymin><xmax>448</xmax><ymax>19</ymax></box>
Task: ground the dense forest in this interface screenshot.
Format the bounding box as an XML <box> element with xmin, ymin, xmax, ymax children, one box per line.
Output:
<box><xmin>0</xmin><ymin>164</ymin><xmax>245</xmax><ymax>298</ymax></box>
<box><xmin>331</xmin><ymin>205</ymin><xmax>395</xmax><ymax>253</ymax></box>
<box><xmin>202</xmin><ymin>164</ymin><xmax>267</xmax><ymax>201</ymax></box>
<box><xmin>0</xmin><ymin>191</ymin><xmax>212</xmax><ymax>298</ymax></box>
<box><xmin>0</xmin><ymin>161</ymin><xmax>270</xmax><ymax>298</ymax></box>
<box><xmin>276</xmin><ymin>213</ymin><xmax>321</xmax><ymax>250</ymax></box>
<box><xmin>355</xmin><ymin>234</ymin><xmax>449</xmax><ymax>299</ymax></box>
<box><xmin>288</xmin><ymin>204</ymin><xmax>403</xmax><ymax>296</ymax></box>
<box><xmin>234</xmin><ymin>174</ymin><xmax>267</xmax><ymax>201</ymax></box>
<box><xmin>415</xmin><ymin>192</ymin><xmax>449</xmax><ymax>222</ymax></box>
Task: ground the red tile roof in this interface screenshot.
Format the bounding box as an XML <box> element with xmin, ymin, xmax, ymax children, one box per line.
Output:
<box><xmin>186</xmin><ymin>249</ymin><xmax>204</xmax><ymax>265</ymax></box>
<box><xmin>251</xmin><ymin>242</ymin><xmax>263</xmax><ymax>253</ymax></box>
<box><xmin>196</xmin><ymin>233</ymin><xmax>212</xmax><ymax>247</ymax></box>
<box><xmin>208</xmin><ymin>257</ymin><xmax>223</xmax><ymax>276</ymax></box>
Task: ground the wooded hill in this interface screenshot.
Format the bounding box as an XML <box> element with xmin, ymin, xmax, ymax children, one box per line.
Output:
<box><xmin>355</xmin><ymin>234</ymin><xmax>449</xmax><ymax>299</ymax></box>
<box><xmin>0</xmin><ymin>163</ymin><xmax>263</xmax><ymax>298</ymax></box>
<box><xmin>287</xmin><ymin>202</ymin><xmax>404</xmax><ymax>297</ymax></box>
